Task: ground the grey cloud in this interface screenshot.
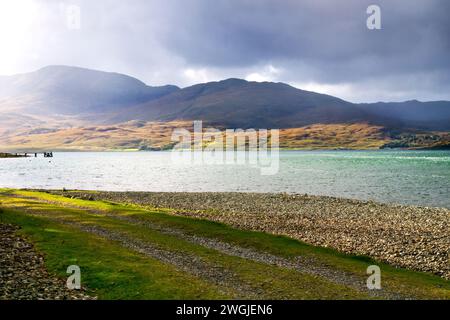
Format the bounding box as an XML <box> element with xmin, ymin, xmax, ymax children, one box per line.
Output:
<box><xmin>153</xmin><ymin>0</ymin><xmax>450</xmax><ymax>78</ymax></box>
<box><xmin>9</xmin><ymin>0</ymin><xmax>450</xmax><ymax>101</ymax></box>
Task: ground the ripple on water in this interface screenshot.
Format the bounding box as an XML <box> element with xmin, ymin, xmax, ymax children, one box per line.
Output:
<box><xmin>0</xmin><ymin>150</ymin><xmax>449</xmax><ymax>208</ymax></box>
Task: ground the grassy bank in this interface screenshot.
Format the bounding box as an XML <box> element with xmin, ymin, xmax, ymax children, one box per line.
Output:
<box><xmin>0</xmin><ymin>189</ymin><xmax>448</xmax><ymax>300</ymax></box>
<box><xmin>50</xmin><ymin>190</ymin><xmax>450</xmax><ymax>280</ymax></box>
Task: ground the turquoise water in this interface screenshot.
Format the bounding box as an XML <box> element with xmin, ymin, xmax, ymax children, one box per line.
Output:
<box><xmin>0</xmin><ymin>150</ymin><xmax>449</xmax><ymax>208</ymax></box>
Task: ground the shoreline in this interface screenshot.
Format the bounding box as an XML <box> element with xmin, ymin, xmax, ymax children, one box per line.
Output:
<box><xmin>2</xmin><ymin>188</ymin><xmax>448</xmax><ymax>299</ymax></box>
<box><xmin>48</xmin><ymin>189</ymin><xmax>450</xmax><ymax>280</ymax></box>
<box><xmin>0</xmin><ymin>153</ymin><xmax>28</xmax><ymax>158</ymax></box>
<box><xmin>3</xmin><ymin>147</ymin><xmax>450</xmax><ymax>153</ymax></box>
<box><xmin>40</xmin><ymin>188</ymin><xmax>450</xmax><ymax>210</ymax></box>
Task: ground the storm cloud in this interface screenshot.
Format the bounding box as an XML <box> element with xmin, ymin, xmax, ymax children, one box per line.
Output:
<box><xmin>1</xmin><ymin>0</ymin><xmax>449</xmax><ymax>102</ymax></box>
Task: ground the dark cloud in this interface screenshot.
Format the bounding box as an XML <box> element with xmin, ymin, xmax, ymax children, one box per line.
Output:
<box><xmin>154</xmin><ymin>0</ymin><xmax>450</xmax><ymax>80</ymax></box>
<box><xmin>4</xmin><ymin>0</ymin><xmax>450</xmax><ymax>102</ymax></box>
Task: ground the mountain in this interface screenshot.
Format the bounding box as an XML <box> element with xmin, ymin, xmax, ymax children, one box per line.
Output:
<box><xmin>109</xmin><ymin>79</ymin><xmax>450</xmax><ymax>131</ymax></box>
<box><xmin>0</xmin><ymin>65</ymin><xmax>179</xmax><ymax>116</ymax></box>
<box><xmin>0</xmin><ymin>65</ymin><xmax>449</xmax><ymax>151</ymax></box>
<box><xmin>358</xmin><ymin>100</ymin><xmax>450</xmax><ymax>131</ymax></box>
<box><xmin>111</xmin><ymin>78</ymin><xmax>375</xmax><ymax>129</ymax></box>
<box><xmin>1</xmin><ymin>65</ymin><xmax>449</xmax><ymax>130</ymax></box>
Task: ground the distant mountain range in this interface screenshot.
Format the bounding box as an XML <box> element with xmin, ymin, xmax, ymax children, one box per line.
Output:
<box><xmin>0</xmin><ymin>65</ymin><xmax>449</xmax><ymax>151</ymax></box>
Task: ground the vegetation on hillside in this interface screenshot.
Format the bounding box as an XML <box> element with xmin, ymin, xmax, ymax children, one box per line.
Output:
<box><xmin>1</xmin><ymin>66</ymin><xmax>449</xmax><ymax>153</ymax></box>
<box><xmin>1</xmin><ymin>120</ymin><xmax>448</xmax><ymax>152</ymax></box>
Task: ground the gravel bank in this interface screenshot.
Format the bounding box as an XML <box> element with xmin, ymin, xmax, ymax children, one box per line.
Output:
<box><xmin>0</xmin><ymin>223</ymin><xmax>94</xmax><ymax>300</ymax></box>
<box><xmin>52</xmin><ymin>191</ymin><xmax>450</xmax><ymax>279</ymax></box>
<box><xmin>50</xmin><ymin>206</ymin><xmax>403</xmax><ymax>299</ymax></box>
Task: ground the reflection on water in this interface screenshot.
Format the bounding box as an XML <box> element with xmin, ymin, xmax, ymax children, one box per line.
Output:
<box><xmin>0</xmin><ymin>150</ymin><xmax>449</xmax><ymax>208</ymax></box>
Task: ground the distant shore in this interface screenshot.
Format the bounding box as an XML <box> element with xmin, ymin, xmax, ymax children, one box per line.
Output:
<box><xmin>48</xmin><ymin>190</ymin><xmax>450</xmax><ymax>280</ymax></box>
<box><xmin>0</xmin><ymin>153</ymin><xmax>28</xmax><ymax>158</ymax></box>
<box><xmin>3</xmin><ymin>144</ymin><xmax>450</xmax><ymax>153</ymax></box>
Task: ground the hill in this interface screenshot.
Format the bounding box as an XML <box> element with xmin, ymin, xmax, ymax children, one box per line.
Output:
<box><xmin>110</xmin><ymin>79</ymin><xmax>374</xmax><ymax>129</ymax></box>
<box><xmin>0</xmin><ymin>65</ymin><xmax>449</xmax><ymax>151</ymax></box>
<box><xmin>110</xmin><ymin>78</ymin><xmax>450</xmax><ymax>131</ymax></box>
<box><xmin>0</xmin><ymin>65</ymin><xmax>179</xmax><ymax>115</ymax></box>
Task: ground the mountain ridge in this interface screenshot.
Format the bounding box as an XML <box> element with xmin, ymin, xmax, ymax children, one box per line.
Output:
<box><xmin>1</xmin><ymin>65</ymin><xmax>449</xmax><ymax>130</ymax></box>
<box><xmin>0</xmin><ymin>65</ymin><xmax>180</xmax><ymax>115</ymax></box>
<box><xmin>0</xmin><ymin>65</ymin><xmax>449</xmax><ymax>151</ymax></box>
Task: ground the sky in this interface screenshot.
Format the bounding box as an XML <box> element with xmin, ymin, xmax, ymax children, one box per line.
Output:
<box><xmin>0</xmin><ymin>0</ymin><xmax>449</xmax><ymax>102</ymax></box>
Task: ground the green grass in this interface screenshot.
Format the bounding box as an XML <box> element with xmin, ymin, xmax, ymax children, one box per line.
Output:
<box><xmin>0</xmin><ymin>189</ymin><xmax>449</xmax><ymax>300</ymax></box>
<box><xmin>0</xmin><ymin>208</ymin><xmax>225</xmax><ymax>299</ymax></box>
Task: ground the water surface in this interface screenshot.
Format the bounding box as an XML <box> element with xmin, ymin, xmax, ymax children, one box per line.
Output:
<box><xmin>0</xmin><ymin>150</ymin><xmax>448</xmax><ymax>208</ymax></box>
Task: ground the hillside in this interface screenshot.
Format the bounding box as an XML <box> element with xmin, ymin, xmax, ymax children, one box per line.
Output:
<box><xmin>110</xmin><ymin>79</ymin><xmax>373</xmax><ymax>129</ymax></box>
<box><xmin>0</xmin><ymin>65</ymin><xmax>179</xmax><ymax>115</ymax></box>
<box><xmin>1</xmin><ymin>120</ymin><xmax>448</xmax><ymax>152</ymax></box>
<box><xmin>109</xmin><ymin>78</ymin><xmax>450</xmax><ymax>131</ymax></box>
<box><xmin>358</xmin><ymin>100</ymin><xmax>450</xmax><ymax>131</ymax></box>
<box><xmin>0</xmin><ymin>65</ymin><xmax>449</xmax><ymax>151</ymax></box>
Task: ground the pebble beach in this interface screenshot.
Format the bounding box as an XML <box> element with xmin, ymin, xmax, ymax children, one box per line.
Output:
<box><xmin>52</xmin><ymin>190</ymin><xmax>450</xmax><ymax>280</ymax></box>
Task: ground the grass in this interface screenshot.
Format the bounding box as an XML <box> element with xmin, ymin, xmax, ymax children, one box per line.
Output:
<box><xmin>0</xmin><ymin>189</ymin><xmax>449</xmax><ymax>300</ymax></box>
<box><xmin>0</xmin><ymin>209</ymin><xmax>225</xmax><ymax>299</ymax></box>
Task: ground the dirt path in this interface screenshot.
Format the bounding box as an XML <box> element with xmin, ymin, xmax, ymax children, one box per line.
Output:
<box><xmin>55</xmin><ymin>191</ymin><xmax>449</xmax><ymax>280</ymax></box>
<box><xmin>106</xmin><ymin>213</ymin><xmax>405</xmax><ymax>299</ymax></box>
<box><xmin>57</xmin><ymin>220</ymin><xmax>263</xmax><ymax>299</ymax></box>
<box><xmin>1</xmin><ymin>196</ymin><xmax>264</xmax><ymax>298</ymax></box>
<box><xmin>15</xmin><ymin>194</ymin><xmax>408</xmax><ymax>299</ymax></box>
